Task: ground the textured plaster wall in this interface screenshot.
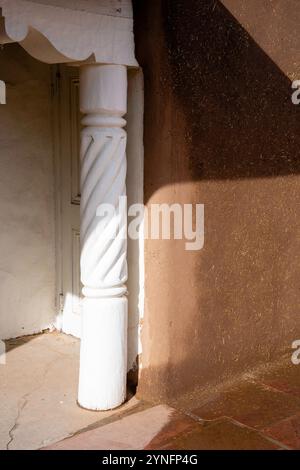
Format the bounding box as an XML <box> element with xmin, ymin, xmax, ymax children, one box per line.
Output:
<box><xmin>0</xmin><ymin>44</ymin><xmax>56</xmax><ymax>339</ymax></box>
<box><xmin>134</xmin><ymin>0</ymin><xmax>300</xmax><ymax>402</ymax></box>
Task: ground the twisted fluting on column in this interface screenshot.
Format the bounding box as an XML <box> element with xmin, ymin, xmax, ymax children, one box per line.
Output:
<box><xmin>80</xmin><ymin>119</ymin><xmax>128</xmax><ymax>299</ymax></box>
<box><xmin>78</xmin><ymin>65</ymin><xmax>128</xmax><ymax>411</ymax></box>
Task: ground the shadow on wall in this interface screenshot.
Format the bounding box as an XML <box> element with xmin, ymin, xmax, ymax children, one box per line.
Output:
<box><xmin>133</xmin><ymin>0</ymin><xmax>300</xmax><ymax>402</ymax></box>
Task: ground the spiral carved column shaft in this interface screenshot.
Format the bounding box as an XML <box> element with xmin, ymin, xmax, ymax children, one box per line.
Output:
<box><xmin>78</xmin><ymin>65</ymin><xmax>128</xmax><ymax>411</ymax></box>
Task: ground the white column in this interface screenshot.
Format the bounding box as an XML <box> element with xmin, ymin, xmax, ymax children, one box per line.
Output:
<box><xmin>78</xmin><ymin>64</ymin><xmax>128</xmax><ymax>411</ymax></box>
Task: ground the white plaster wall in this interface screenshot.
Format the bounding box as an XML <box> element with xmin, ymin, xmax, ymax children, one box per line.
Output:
<box><xmin>0</xmin><ymin>43</ymin><xmax>56</xmax><ymax>339</ymax></box>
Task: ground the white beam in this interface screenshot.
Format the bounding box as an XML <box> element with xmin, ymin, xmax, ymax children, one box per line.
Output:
<box><xmin>0</xmin><ymin>0</ymin><xmax>137</xmax><ymax>66</ymax></box>
<box><xmin>28</xmin><ymin>0</ymin><xmax>133</xmax><ymax>18</ymax></box>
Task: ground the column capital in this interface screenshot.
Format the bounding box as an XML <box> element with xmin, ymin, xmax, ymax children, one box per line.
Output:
<box><xmin>80</xmin><ymin>64</ymin><xmax>128</xmax><ymax>117</ymax></box>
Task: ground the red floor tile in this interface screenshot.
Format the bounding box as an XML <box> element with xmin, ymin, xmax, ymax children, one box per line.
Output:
<box><xmin>263</xmin><ymin>413</ymin><xmax>300</xmax><ymax>450</ymax></box>
<box><xmin>144</xmin><ymin>411</ymin><xmax>196</xmax><ymax>450</ymax></box>
<box><xmin>192</xmin><ymin>381</ymin><xmax>300</xmax><ymax>429</ymax></box>
<box><xmin>159</xmin><ymin>419</ymin><xmax>280</xmax><ymax>450</ymax></box>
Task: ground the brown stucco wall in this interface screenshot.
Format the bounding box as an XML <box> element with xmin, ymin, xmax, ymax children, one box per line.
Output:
<box><xmin>133</xmin><ymin>0</ymin><xmax>300</xmax><ymax>402</ymax></box>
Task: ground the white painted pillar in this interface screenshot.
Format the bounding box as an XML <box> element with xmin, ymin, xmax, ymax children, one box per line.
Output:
<box><xmin>78</xmin><ymin>64</ymin><xmax>128</xmax><ymax>411</ymax></box>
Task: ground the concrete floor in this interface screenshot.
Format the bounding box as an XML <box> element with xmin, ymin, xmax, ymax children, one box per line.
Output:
<box><xmin>2</xmin><ymin>332</ymin><xmax>300</xmax><ymax>450</ymax></box>
<box><xmin>46</xmin><ymin>356</ymin><xmax>300</xmax><ymax>450</ymax></box>
<box><xmin>0</xmin><ymin>332</ymin><xmax>138</xmax><ymax>450</ymax></box>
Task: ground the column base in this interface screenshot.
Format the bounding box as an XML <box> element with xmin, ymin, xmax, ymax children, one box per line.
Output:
<box><xmin>78</xmin><ymin>296</ymin><xmax>128</xmax><ymax>411</ymax></box>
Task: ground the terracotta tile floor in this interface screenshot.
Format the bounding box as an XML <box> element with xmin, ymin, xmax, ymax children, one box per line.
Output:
<box><xmin>46</xmin><ymin>359</ymin><xmax>300</xmax><ymax>450</ymax></box>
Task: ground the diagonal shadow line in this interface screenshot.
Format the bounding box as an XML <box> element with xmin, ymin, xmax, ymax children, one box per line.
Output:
<box><xmin>135</xmin><ymin>0</ymin><xmax>300</xmax><ymax>200</ymax></box>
